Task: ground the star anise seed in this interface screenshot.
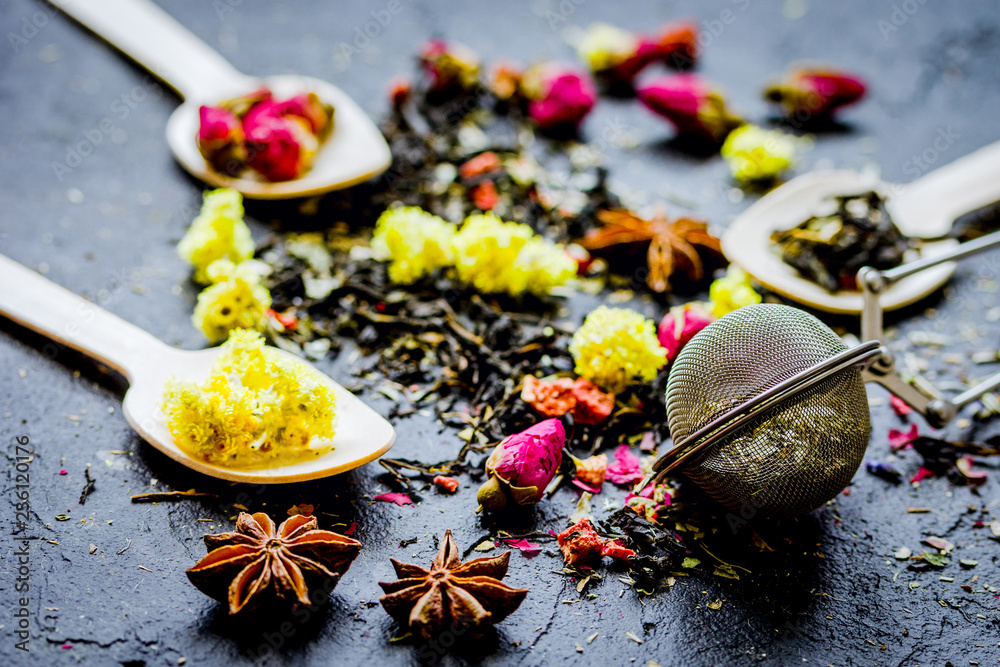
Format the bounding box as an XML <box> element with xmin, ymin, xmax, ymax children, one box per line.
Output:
<box><xmin>378</xmin><ymin>529</ymin><xmax>528</xmax><ymax>640</ymax></box>
<box><xmin>187</xmin><ymin>511</ymin><xmax>361</xmax><ymax>615</ymax></box>
<box><xmin>582</xmin><ymin>209</ymin><xmax>726</xmax><ymax>293</ymax></box>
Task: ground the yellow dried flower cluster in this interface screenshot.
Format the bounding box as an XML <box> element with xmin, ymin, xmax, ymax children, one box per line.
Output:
<box><xmin>450</xmin><ymin>213</ymin><xmax>576</xmax><ymax>296</ymax></box>
<box><xmin>177</xmin><ymin>188</ymin><xmax>273</xmax><ymax>343</ymax></box>
<box><xmin>177</xmin><ymin>188</ymin><xmax>254</xmax><ymax>284</ymax></box>
<box><xmin>569</xmin><ymin>306</ymin><xmax>667</xmax><ymax>394</ymax></box>
<box><xmin>162</xmin><ymin>329</ymin><xmax>336</xmax><ymax>468</ymax></box>
<box><xmin>191</xmin><ymin>259</ymin><xmax>271</xmax><ymax>344</ymax></box>
<box><xmin>709</xmin><ymin>265</ymin><xmax>762</xmax><ymax>318</ymax></box>
<box><xmin>371</xmin><ymin>206</ymin><xmax>456</xmax><ymax>284</ymax></box>
<box><xmin>372</xmin><ymin>207</ymin><xmax>575</xmax><ymax>297</ymax></box>
<box><xmin>720</xmin><ymin>124</ymin><xmax>797</xmax><ymax>184</ymax></box>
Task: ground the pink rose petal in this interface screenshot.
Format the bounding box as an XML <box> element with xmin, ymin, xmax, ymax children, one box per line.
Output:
<box><xmin>639</xmin><ymin>431</ymin><xmax>656</xmax><ymax>452</ymax></box>
<box><xmin>889</xmin><ymin>395</ymin><xmax>912</xmax><ymax>416</ymax></box>
<box><xmin>910</xmin><ymin>466</ymin><xmax>935</xmax><ymax>484</ymax></box>
<box><xmin>888</xmin><ymin>424</ymin><xmax>919</xmax><ymax>451</ymax></box>
<box><xmin>496</xmin><ymin>538</ymin><xmax>541</xmax><ymax>554</ymax></box>
<box><xmin>373</xmin><ymin>492</ymin><xmax>413</xmax><ymax>506</ymax></box>
<box><xmin>343</xmin><ymin>521</ymin><xmax>357</xmax><ymax>536</ymax></box>
<box><xmin>605</xmin><ymin>444</ymin><xmax>643</xmax><ymax>485</ymax></box>
<box><xmin>956</xmin><ymin>455</ymin><xmax>987</xmax><ymax>485</ymax></box>
<box><xmin>571</xmin><ymin>478</ymin><xmax>602</xmax><ymax>494</ymax></box>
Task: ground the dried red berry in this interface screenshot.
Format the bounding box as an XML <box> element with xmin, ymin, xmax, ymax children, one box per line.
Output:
<box><xmin>570</xmin><ymin>378</ymin><xmax>614</xmax><ymax>425</ymax></box>
<box><xmin>433</xmin><ymin>475</ymin><xmax>460</xmax><ymax>493</ymax></box>
<box><xmin>470</xmin><ymin>180</ymin><xmax>500</xmax><ymax>210</ymax></box>
<box><xmin>557</xmin><ymin>518</ymin><xmax>605</xmax><ymax>567</ymax></box>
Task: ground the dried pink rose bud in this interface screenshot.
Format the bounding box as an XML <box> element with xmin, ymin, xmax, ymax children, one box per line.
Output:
<box><xmin>765</xmin><ymin>68</ymin><xmax>867</xmax><ymax>119</ymax></box>
<box><xmin>523</xmin><ymin>65</ymin><xmax>596</xmax><ymax>133</ymax></box>
<box><xmin>477</xmin><ymin>418</ymin><xmax>565</xmax><ymax>512</ymax></box>
<box><xmin>657</xmin><ymin>303</ymin><xmax>714</xmax><ymax>362</ymax></box>
<box><xmin>274</xmin><ymin>92</ymin><xmax>334</xmax><ymax>137</ymax></box>
<box><xmin>637</xmin><ymin>73</ymin><xmax>743</xmax><ymax>143</ymax></box>
<box><xmin>419</xmin><ymin>39</ymin><xmax>481</xmax><ymax>93</ymax></box>
<box><xmin>196</xmin><ymin>105</ymin><xmax>246</xmax><ymax>176</ymax></box>
<box><xmin>242</xmin><ymin>100</ymin><xmax>318</xmax><ymax>182</ymax></box>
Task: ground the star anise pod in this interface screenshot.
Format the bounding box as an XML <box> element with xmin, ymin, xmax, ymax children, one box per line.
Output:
<box><xmin>186</xmin><ymin>511</ymin><xmax>361</xmax><ymax>615</ymax></box>
<box><xmin>378</xmin><ymin>530</ymin><xmax>528</xmax><ymax>640</ymax></box>
<box><xmin>582</xmin><ymin>209</ymin><xmax>726</xmax><ymax>293</ymax></box>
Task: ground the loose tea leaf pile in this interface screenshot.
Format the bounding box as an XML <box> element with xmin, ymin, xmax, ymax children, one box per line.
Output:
<box><xmin>770</xmin><ymin>190</ymin><xmax>913</xmax><ymax>292</ymax></box>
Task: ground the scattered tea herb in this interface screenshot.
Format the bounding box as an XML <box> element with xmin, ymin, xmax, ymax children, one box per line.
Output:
<box><xmin>771</xmin><ymin>191</ymin><xmax>913</xmax><ymax>292</ymax></box>
<box><xmin>917</xmin><ymin>550</ymin><xmax>948</xmax><ymax>568</ymax></box>
<box><xmin>78</xmin><ymin>465</ymin><xmax>95</xmax><ymax>505</ymax></box>
<box><xmin>602</xmin><ymin>507</ymin><xmax>685</xmax><ymax>592</ymax></box>
<box><xmin>130</xmin><ymin>490</ymin><xmax>219</xmax><ymax>503</ymax></box>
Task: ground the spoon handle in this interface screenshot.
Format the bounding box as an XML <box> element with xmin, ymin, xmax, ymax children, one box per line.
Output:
<box><xmin>0</xmin><ymin>254</ymin><xmax>169</xmax><ymax>382</ymax></box>
<box><xmin>50</xmin><ymin>0</ymin><xmax>251</xmax><ymax>100</ymax></box>
<box><xmin>890</xmin><ymin>139</ymin><xmax>1000</xmax><ymax>238</ymax></box>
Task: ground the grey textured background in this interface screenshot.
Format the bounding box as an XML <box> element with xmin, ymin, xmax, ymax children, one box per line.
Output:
<box><xmin>2</xmin><ymin>0</ymin><xmax>1000</xmax><ymax>665</ymax></box>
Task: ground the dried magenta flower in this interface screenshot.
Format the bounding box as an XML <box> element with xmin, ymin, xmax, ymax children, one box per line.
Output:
<box><xmin>657</xmin><ymin>303</ymin><xmax>714</xmax><ymax>362</ymax></box>
<box><xmin>196</xmin><ymin>105</ymin><xmax>246</xmax><ymax>176</ymax></box>
<box><xmin>242</xmin><ymin>100</ymin><xmax>318</xmax><ymax>182</ymax></box>
<box><xmin>764</xmin><ymin>68</ymin><xmax>867</xmax><ymax>120</ymax></box>
<box><xmin>637</xmin><ymin>73</ymin><xmax>743</xmax><ymax>144</ymax></box>
<box><xmin>273</xmin><ymin>92</ymin><xmax>334</xmax><ymax>137</ymax></box>
<box><xmin>522</xmin><ymin>65</ymin><xmax>596</xmax><ymax>133</ymax></box>
<box><xmin>477</xmin><ymin>419</ymin><xmax>565</xmax><ymax>512</ymax></box>
<box><xmin>196</xmin><ymin>88</ymin><xmax>332</xmax><ymax>182</ymax></box>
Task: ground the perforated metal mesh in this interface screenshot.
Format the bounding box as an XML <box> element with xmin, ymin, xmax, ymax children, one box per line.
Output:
<box><xmin>665</xmin><ymin>303</ymin><xmax>870</xmax><ymax>517</ymax></box>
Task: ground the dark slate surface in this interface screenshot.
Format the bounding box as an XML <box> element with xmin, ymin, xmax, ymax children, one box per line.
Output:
<box><xmin>2</xmin><ymin>0</ymin><xmax>1000</xmax><ymax>665</ymax></box>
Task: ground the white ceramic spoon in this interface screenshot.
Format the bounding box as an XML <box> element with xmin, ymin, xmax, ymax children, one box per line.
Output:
<box><xmin>0</xmin><ymin>254</ymin><xmax>396</xmax><ymax>483</ymax></box>
<box><xmin>723</xmin><ymin>140</ymin><xmax>1000</xmax><ymax>313</ymax></box>
<box><xmin>51</xmin><ymin>0</ymin><xmax>391</xmax><ymax>199</ymax></box>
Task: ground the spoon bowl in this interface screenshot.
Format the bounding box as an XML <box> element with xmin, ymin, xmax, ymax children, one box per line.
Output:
<box><xmin>0</xmin><ymin>254</ymin><xmax>396</xmax><ymax>484</ymax></box>
<box><xmin>53</xmin><ymin>0</ymin><xmax>391</xmax><ymax>199</ymax></box>
<box><xmin>723</xmin><ymin>140</ymin><xmax>1000</xmax><ymax>314</ymax></box>
<box><xmin>166</xmin><ymin>75</ymin><xmax>392</xmax><ymax>199</ymax></box>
